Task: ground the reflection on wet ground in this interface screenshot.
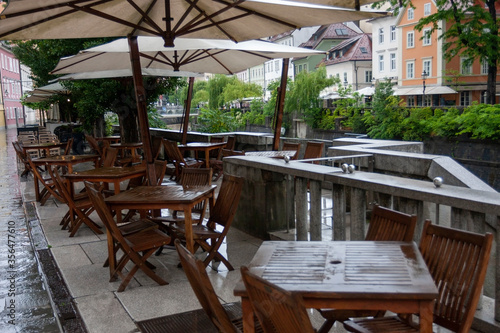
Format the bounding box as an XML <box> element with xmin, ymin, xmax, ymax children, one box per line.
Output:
<box><xmin>0</xmin><ymin>128</ymin><xmax>59</xmax><ymax>333</ymax></box>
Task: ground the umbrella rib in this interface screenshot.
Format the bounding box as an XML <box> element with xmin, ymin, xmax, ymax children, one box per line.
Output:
<box><xmin>51</xmin><ymin>52</ymin><xmax>107</xmax><ymax>74</ymax></box>
<box><xmin>201</xmin><ymin>50</ymin><xmax>234</xmax><ymax>75</ymax></box>
<box><xmin>214</xmin><ymin>0</ymin><xmax>297</xmax><ymax>29</ymax></box>
<box><xmin>127</xmin><ymin>0</ymin><xmax>165</xmax><ymax>36</ymax></box>
<box><xmin>66</xmin><ymin>1</ymin><xmax>160</xmax><ymax>37</ymax></box>
<box><xmin>171</xmin><ymin>0</ymin><xmax>200</xmax><ymax>33</ymax></box>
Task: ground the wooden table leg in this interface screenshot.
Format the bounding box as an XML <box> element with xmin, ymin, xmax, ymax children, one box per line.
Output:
<box><xmin>419</xmin><ymin>300</ymin><xmax>435</xmax><ymax>333</ymax></box>
<box><xmin>184</xmin><ymin>207</ymin><xmax>194</xmax><ymax>253</ymax></box>
<box><xmin>241</xmin><ymin>297</ymin><xmax>255</xmax><ymax>333</ymax></box>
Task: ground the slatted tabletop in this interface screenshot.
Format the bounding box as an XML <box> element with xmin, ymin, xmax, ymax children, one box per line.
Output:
<box><xmin>105</xmin><ymin>185</ymin><xmax>216</xmax><ymax>252</ymax></box>
<box><xmin>234</xmin><ymin>241</ymin><xmax>438</xmax><ymax>333</ymax></box>
<box><xmin>245</xmin><ymin>150</ymin><xmax>296</xmax><ymax>158</ymax></box>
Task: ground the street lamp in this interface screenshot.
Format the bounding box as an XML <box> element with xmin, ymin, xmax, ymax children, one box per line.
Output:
<box><xmin>343</xmin><ymin>78</ymin><xmax>348</xmax><ymax>87</ymax></box>
<box><xmin>422</xmin><ymin>70</ymin><xmax>428</xmax><ymax>106</ymax></box>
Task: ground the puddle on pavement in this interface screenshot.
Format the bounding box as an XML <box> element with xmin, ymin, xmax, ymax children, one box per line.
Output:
<box><xmin>0</xmin><ymin>129</ymin><xmax>60</xmax><ymax>332</ymax></box>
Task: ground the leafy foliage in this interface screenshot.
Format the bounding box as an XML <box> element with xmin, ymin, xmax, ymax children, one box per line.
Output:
<box><xmin>196</xmin><ymin>108</ymin><xmax>239</xmax><ymax>133</ymax></box>
<box><xmin>285</xmin><ymin>66</ymin><xmax>336</xmax><ymax>128</ymax></box>
<box><xmin>455</xmin><ymin>103</ymin><xmax>500</xmax><ymax>140</ymax></box>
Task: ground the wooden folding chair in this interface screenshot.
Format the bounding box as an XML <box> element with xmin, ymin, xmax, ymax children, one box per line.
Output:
<box><xmin>169</xmin><ymin>174</ymin><xmax>244</xmax><ymax>271</ymax></box>
<box><xmin>210</xmin><ymin>149</ymin><xmax>245</xmax><ymax>182</ymax></box>
<box><xmin>85</xmin><ymin>182</ymin><xmax>171</xmax><ymax>292</ymax></box>
<box><xmin>302</xmin><ymin>141</ymin><xmax>324</xmax><ymax>163</ymax></box>
<box><xmin>281</xmin><ymin>141</ymin><xmax>301</xmax><ymax>160</ymax></box>
<box><xmin>172</xmin><ymin>239</ymin><xmax>264</xmax><ymax>333</ymax></box>
<box><xmin>26</xmin><ymin>155</ymin><xmax>65</xmax><ymax>205</ymax></box>
<box><xmin>63</xmin><ymin>137</ymin><xmax>74</xmax><ymax>155</ymax></box>
<box><xmin>343</xmin><ymin>220</ymin><xmax>493</xmax><ymax>333</ymax></box>
<box><xmin>225</xmin><ymin>136</ymin><xmax>236</xmax><ymax>151</ymax></box>
<box><xmin>240</xmin><ymin>266</ymin><xmax>316</xmax><ymax>333</ymax></box>
<box><xmin>317</xmin><ymin>204</ymin><xmax>418</xmax><ymax>333</ymax></box>
<box><xmin>12</xmin><ymin>141</ymin><xmax>32</xmax><ymax>177</ymax></box>
<box><xmin>163</xmin><ymin>139</ymin><xmax>204</xmax><ymax>180</ymax></box>
<box><xmin>100</xmin><ymin>146</ymin><xmax>118</xmax><ymax>168</ymax></box>
<box><xmin>47</xmin><ymin>166</ymin><xmax>103</xmax><ymax>237</ymax></box>
<box><xmin>85</xmin><ymin>134</ymin><xmax>104</xmax><ymax>159</ymax></box>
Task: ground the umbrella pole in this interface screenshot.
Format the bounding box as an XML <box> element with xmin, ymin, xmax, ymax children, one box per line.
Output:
<box><xmin>128</xmin><ymin>36</ymin><xmax>156</xmax><ymax>185</ymax></box>
<box><xmin>272</xmin><ymin>58</ymin><xmax>289</xmax><ymax>151</ymax></box>
<box><xmin>181</xmin><ymin>77</ymin><xmax>195</xmax><ymax>145</ymax></box>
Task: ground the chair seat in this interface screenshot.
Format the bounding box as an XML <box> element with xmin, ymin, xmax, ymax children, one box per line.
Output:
<box><xmin>118</xmin><ymin>219</ymin><xmax>158</xmax><ymax>236</ymax></box>
<box><xmin>127</xmin><ymin>228</ymin><xmax>172</xmax><ymax>252</ymax></box>
<box><xmin>171</xmin><ymin>223</ymin><xmax>220</xmax><ymax>239</ymax></box>
<box><xmin>343</xmin><ymin>316</ymin><xmax>419</xmax><ymax>333</ymax></box>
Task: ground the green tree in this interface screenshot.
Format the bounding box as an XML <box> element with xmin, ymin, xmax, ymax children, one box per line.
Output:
<box><xmin>377</xmin><ymin>0</ymin><xmax>499</xmax><ymax>104</ymax></box>
<box><xmin>285</xmin><ymin>66</ymin><xmax>336</xmax><ymax>128</ymax></box>
<box><xmin>221</xmin><ymin>79</ymin><xmax>263</xmax><ymax>107</ymax></box>
<box><xmin>196</xmin><ymin>108</ymin><xmax>239</xmax><ymax>133</ymax></box>
<box><xmin>207</xmin><ymin>74</ymin><xmax>232</xmax><ymax>109</ymax></box>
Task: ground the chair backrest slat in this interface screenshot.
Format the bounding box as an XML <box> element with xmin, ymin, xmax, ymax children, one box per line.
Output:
<box><xmin>365</xmin><ymin>205</ymin><xmax>417</xmax><ymax>242</ymax></box>
<box><xmin>418</xmin><ymin>221</ymin><xmax>493</xmax><ymax>333</ymax></box>
<box><xmin>302</xmin><ymin>141</ymin><xmax>324</xmax><ymax>163</ymax></box>
<box><xmin>209</xmin><ymin>175</ymin><xmax>244</xmax><ymax>229</ymax></box>
<box><xmin>175</xmin><ymin>240</ymin><xmax>240</xmax><ymax>333</ymax></box>
<box><xmin>240</xmin><ymin>266</ymin><xmax>315</xmax><ymax>333</ymax></box>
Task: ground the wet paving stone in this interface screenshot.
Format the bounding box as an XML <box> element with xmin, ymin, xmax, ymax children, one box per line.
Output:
<box><xmin>0</xmin><ymin>128</ymin><xmax>60</xmax><ymax>333</ymax></box>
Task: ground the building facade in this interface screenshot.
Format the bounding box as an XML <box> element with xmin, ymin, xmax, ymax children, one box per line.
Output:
<box><xmin>1</xmin><ymin>42</ymin><xmax>24</xmax><ymax>128</ymax></box>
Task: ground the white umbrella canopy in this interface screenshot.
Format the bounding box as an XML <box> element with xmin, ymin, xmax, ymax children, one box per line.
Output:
<box><xmin>354</xmin><ymin>86</ymin><xmax>375</xmax><ymax>96</ymax></box>
<box><xmin>56</xmin><ymin>68</ymin><xmax>202</xmax><ymax>80</ymax></box>
<box><xmin>0</xmin><ymin>0</ymin><xmax>384</xmax><ymax>46</ymax></box>
<box><xmin>52</xmin><ymin>37</ymin><xmax>325</xmax><ymax>75</ymax></box>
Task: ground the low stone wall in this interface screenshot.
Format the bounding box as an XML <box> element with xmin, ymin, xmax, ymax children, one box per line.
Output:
<box><xmin>424</xmin><ymin>137</ymin><xmax>500</xmax><ymax>191</ymax></box>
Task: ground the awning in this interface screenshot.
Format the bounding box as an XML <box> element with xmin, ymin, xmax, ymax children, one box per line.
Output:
<box><xmin>393</xmin><ymin>87</ymin><xmax>422</xmax><ymax>96</ymax></box>
<box><xmin>426</xmin><ymin>86</ymin><xmax>456</xmax><ymax>94</ymax></box>
<box><xmin>394</xmin><ymin>86</ymin><xmax>456</xmax><ymax>95</ymax></box>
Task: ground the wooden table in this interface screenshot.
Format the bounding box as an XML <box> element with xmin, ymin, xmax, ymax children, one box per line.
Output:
<box><xmin>178</xmin><ymin>142</ymin><xmax>227</xmax><ymax>168</ymax></box>
<box><xmin>21</xmin><ymin>142</ymin><xmax>67</xmax><ymax>157</ymax></box>
<box><xmin>110</xmin><ymin>142</ymin><xmax>143</xmax><ymax>163</ymax></box>
<box><xmin>95</xmin><ymin>136</ymin><xmax>121</xmax><ymax>144</ymax></box>
<box><xmin>234</xmin><ymin>241</ymin><xmax>438</xmax><ymax>333</ymax></box>
<box><xmin>105</xmin><ymin>185</ymin><xmax>217</xmax><ymax>253</ymax></box>
<box><xmin>64</xmin><ymin>165</ymin><xmax>146</xmax><ymax>196</ymax></box>
<box><xmin>31</xmin><ymin>154</ymin><xmax>100</xmax><ymax>202</ymax></box>
<box><xmin>244</xmin><ymin>150</ymin><xmax>296</xmax><ymax>158</ymax></box>
<box><xmin>32</xmin><ymin>154</ymin><xmax>100</xmax><ymax>174</ymax></box>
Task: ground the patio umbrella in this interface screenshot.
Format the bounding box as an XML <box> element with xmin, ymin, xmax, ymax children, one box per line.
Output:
<box><xmin>0</xmin><ymin>0</ymin><xmax>384</xmax><ymax>184</ymax></box>
<box><xmin>0</xmin><ymin>1</ymin><xmax>383</xmax><ymax>46</ymax></box>
<box><xmin>56</xmin><ymin>68</ymin><xmax>202</xmax><ymax>80</ymax></box>
<box><xmin>354</xmin><ymin>86</ymin><xmax>375</xmax><ymax>96</ymax></box>
<box><xmin>51</xmin><ymin>37</ymin><xmax>325</xmax><ymax>147</ymax></box>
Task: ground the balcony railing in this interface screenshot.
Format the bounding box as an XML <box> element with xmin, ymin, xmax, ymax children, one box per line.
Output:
<box><xmin>224</xmin><ymin>146</ymin><xmax>500</xmax><ymax>332</ymax></box>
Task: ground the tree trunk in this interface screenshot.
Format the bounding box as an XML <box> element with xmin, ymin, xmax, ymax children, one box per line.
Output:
<box><xmin>118</xmin><ymin>110</ymin><xmax>140</xmax><ymax>143</ymax></box>
<box><xmin>487</xmin><ymin>65</ymin><xmax>497</xmax><ymax>104</ymax></box>
<box><xmin>93</xmin><ymin>114</ymin><xmax>106</xmax><ymax>137</ymax></box>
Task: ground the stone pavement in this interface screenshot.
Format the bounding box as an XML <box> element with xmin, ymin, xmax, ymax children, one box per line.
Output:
<box><xmin>0</xmin><ymin>128</ymin><xmax>59</xmax><ymax>333</ymax></box>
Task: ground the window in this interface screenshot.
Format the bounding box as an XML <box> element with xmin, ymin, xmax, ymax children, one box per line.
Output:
<box><xmin>365</xmin><ymin>71</ymin><xmax>372</xmax><ymax>83</ymax></box>
<box><xmin>379</xmin><ymin>28</ymin><xmax>384</xmax><ymax>44</ymax></box>
<box><xmin>461</xmin><ymin>58</ymin><xmax>472</xmax><ymax>75</ymax></box>
<box><xmin>408</xmin><ymin>8</ymin><xmax>414</xmax><ymax>20</ymax></box>
<box><xmin>343</xmin><ymin>72</ymin><xmax>348</xmax><ymax>84</ymax></box>
<box><xmin>360</xmin><ymin>47</ymin><xmax>368</xmax><ymax>53</ymax></box>
<box><xmin>390</xmin><ymin>53</ymin><xmax>396</xmax><ymax>71</ymax></box>
<box><xmin>424</xmin><ymin>3</ymin><xmax>431</xmax><ymax>16</ymax></box>
<box><xmin>460</xmin><ymin>91</ymin><xmax>471</xmax><ymax>106</ymax></box>
<box><xmin>422</xmin><ymin>28</ymin><xmax>431</xmax><ymax>46</ymax></box>
<box><xmin>407</xmin><ymin>96</ymin><xmax>415</xmax><ymax>107</ymax></box>
<box><xmin>423</xmin><ymin>60</ymin><xmax>431</xmax><ymax>77</ymax></box>
<box><xmin>407</xmin><ymin>61</ymin><xmax>414</xmax><ymax>79</ymax></box>
<box><xmin>379</xmin><ymin>55</ymin><xmax>384</xmax><ymax>72</ymax></box>
<box><xmin>335</xmin><ymin>29</ymin><xmax>348</xmax><ymax>36</ymax></box>
<box><xmin>407</xmin><ymin>31</ymin><xmax>414</xmax><ymax>48</ymax></box>
<box><xmin>481</xmin><ymin>60</ymin><xmax>488</xmax><ymax>74</ymax></box>
<box><xmin>390</xmin><ymin>25</ymin><xmax>396</xmax><ymax>41</ymax></box>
